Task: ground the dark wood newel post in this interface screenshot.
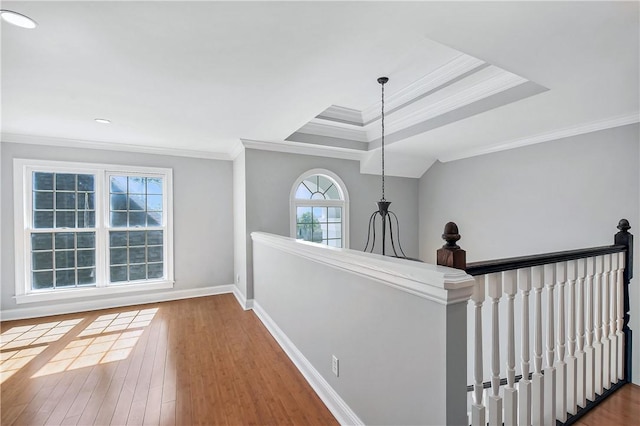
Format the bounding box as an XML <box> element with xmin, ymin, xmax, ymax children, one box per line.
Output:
<box><xmin>614</xmin><ymin>218</ymin><xmax>634</xmax><ymax>383</ymax></box>
<box><xmin>437</xmin><ymin>222</ymin><xmax>466</xmax><ymax>270</ymax></box>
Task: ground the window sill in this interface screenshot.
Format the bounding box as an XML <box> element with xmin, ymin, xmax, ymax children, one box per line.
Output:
<box><xmin>14</xmin><ymin>280</ymin><xmax>174</xmax><ymax>304</ymax></box>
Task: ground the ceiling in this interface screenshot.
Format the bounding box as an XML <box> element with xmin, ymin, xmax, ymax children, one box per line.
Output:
<box><xmin>2</xmin><ymin>1</ymin><xmax>638</xmax><ymax>177</ymax></box>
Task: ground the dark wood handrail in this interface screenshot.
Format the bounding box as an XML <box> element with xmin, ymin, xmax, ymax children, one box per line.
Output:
<box><xmin>436</xmin><ymin>218</ymin><xmax>634</xmax><ymax>385</ymax></box>
<box><xmin>465</xmin><ymin>244</ymin><xmax>627</xmax><ymax>276</ymax></box>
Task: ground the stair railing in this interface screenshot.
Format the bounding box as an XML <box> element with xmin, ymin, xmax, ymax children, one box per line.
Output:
<box><xmin>437</xmin><ymin>219</ymin><xmax>633</xmax><ymax>426</ymax></box>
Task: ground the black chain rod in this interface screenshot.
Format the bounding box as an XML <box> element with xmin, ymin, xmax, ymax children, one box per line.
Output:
<box><xmin>380</xmin><ymin>79</ymin><xmax>385</xmax><ymax>202</ymax></box>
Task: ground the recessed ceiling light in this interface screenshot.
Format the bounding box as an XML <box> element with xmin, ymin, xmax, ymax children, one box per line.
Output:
<box><xmin>95</xmin><ymin>118</ymin><xmax>111</xmax><ymax>124</ymax></box>
<box><xmin>0</xmin><ymin>10</ymin><xmax>37</xmax><ymax>29</ymax></box>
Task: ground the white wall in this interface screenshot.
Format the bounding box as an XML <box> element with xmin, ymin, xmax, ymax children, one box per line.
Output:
<box><xmin>232</xmin><ymin>149</ymin><xmax>248</xmax><ymax>304</ymax></box>
<box><xmin>252</xmin><ymin>232</ymin><xmax>472</xmax><ymax>426</ymax></box>
<box><xmin>1</xmin><ymin>142</ymin><xmax>234</xmax><ymax>317</ymax></box>
<box><xmin>418</xmin><ymin>123</ymin><xmax>640</xmax><ymax>384</ymax></box>
<box><xmin>241</xmin><ymin>148</ymin><xmax>419</xmax><ymax>300</ymax></box>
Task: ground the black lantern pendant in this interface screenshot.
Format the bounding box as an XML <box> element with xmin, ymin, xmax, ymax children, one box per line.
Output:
<box><xmin>364</xmin><ymin>77</ymin><xmax>408</xmax><ymax>259</ymax></box>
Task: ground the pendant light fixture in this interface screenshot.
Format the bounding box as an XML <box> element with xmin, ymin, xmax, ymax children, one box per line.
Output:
<box><xmin>364</xmin><ymin>77</ymin><xmax>409</xmax><ymax>259</ymax></box>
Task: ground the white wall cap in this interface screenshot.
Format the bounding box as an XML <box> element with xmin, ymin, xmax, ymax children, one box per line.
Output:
<box><xmin>251</xmin><ymin>232</ymin><xmax>475</xmax><ymax>306</ymax></box>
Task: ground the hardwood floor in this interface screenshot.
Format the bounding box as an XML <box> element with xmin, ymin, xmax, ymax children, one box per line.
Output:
<box><xmin>573</xmin><ymin>383</ymin><xmax>640</xmax><ymax>426</ymax></box>
<box><xmin>1</xmin><ymin>294</ymin><xmax>338</xmax><ymax>425</ymax></box>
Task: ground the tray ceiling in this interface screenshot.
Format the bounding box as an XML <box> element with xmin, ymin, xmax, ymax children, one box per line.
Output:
<box><xmin>1</xmin><ymin>2</ymin><xmax>638</xmax><ymax>177</ymax></box>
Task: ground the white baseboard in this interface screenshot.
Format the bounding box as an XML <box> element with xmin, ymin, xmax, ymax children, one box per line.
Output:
<box><xmin>0</xmin><ymin>285</ymin><xmax>235</xmax><ymax>321</ymax></box>
<box><xmin>232</xmin><ymin>286</ymin><xmax>254</xmax><ymax>310</ymax></box>
<box><xmin>252</xmin><ymin>301</ymin><xmax>363</xmax><ymax>426</ymax></box>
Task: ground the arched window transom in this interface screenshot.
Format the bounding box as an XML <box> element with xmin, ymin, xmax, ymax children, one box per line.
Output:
<box><xmin>290</xmin><ymin>170</ymin><xmax>349</xmax><ymax>248</ymax></box>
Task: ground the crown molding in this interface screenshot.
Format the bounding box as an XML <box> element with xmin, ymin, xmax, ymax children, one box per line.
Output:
<box><xmin>297</xmin><ymin>120</ymin><xmax>369</xmax><ymax>142</ymax></box>
<box><xmin>316</xmin><ymin>105</ymin><xmax>364</xmax><ymax>126</ymax></box>
<box><xmin>1</xmin><ymin>133</ymin><xmax>233</xmax><ymax>161</ymax></box>
<box><xmin>229</xmin><ymin>142</ymin><xmax>244</xmax><ymax>160</ymax></box>
<box><xmin>369</xmin><ymin>69</ymin><xmax>528</xmax><ymax>139</ymax></box>
<box><xmin>439</xmin><ymin>112</ymin><xmax>640</xmax><ymax>163</ymax></box>
<box><xmin>361</xmin><ymin>54</ymin><xmax>486</xmax><ymax>123</ymax></box>
<box><xmin>241</xmin><ymin>139</ymin><xmax>364</xmax><ymax>161</ymax></box>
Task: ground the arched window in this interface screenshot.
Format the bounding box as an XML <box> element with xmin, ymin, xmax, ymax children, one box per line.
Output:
<box><xmin>290</xmin><ymin>169</ymin><xmax>349</xmax><ymax>248</ymax></box>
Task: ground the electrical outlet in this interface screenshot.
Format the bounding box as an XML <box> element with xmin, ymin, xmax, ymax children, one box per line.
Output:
<box><xmin>332</xmin><ymin>355</ymin><xmax>339</xmax><ymax>377</ymax></box>
<box><xmin>236</xmin><ymin>274</ymin><xmax>240</xmax><ymax>284</ymax></box>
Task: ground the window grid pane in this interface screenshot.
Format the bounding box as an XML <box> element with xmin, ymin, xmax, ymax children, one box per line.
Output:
<box><xmin>109</xmin><ymin>176</ymin><xmax>163</xmax><ymax>228</ymax></box>
<box><xmin>294</xmin><ymin>174</ymin><xmax>342</xmax><ymax>201</ymax></box>
<box><xmin>109</xmin><ymin>174</ymin><xmax>164</xmax><ymax>284</ymax></box>
<box><xmin>23</xmin><ymin>164</ymin><xmax>172</xmax><ymax>296</ymax></box>
<box><xmin>30</xmin><ymin>231</ymin><xmax>96</xmax><ymax>290</ymax></box>
<box><xmin>32</xmin><ymin>172</ymin><xmax>95</xmax><ymax>229</ymax></box>
<box><xmin>296</xmin><ymin>206</ymin><xmax>342</xmax><ymax>247</ymax></box>
<box><xmin>109</xmin><ymin>230</ymin><xmax>164</xmax><ymax>283</ymax></box>
<box><xmin>30</xmin><ymin>171</ymin><xmax>96</xmax><ymax>291</ymax></box>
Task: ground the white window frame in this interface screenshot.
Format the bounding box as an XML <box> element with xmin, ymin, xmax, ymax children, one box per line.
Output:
<box><xmin>13</xmin><ymin>159</ymin><xmax>174</xmax><ymax>304</ymax></box>
<box><xmin>289</xmin><ymin>169</ymin><xmax>349</xmax><ymax>248</ymax></box>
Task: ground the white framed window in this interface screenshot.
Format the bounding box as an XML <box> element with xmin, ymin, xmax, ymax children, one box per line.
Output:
<box><xmin>13</xmin><ymin>159</ymin><xmax>174</xmax><ymax>304</ymax></box>
<box><xmin>290</xmin><ymin>169</ymin><xmax>349</xmax><ymax>248</ymax></box>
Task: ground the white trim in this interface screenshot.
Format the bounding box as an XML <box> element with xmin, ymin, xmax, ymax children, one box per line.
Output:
<box><xmin>439</xmin><ymin>112</ymin><xmax>640</xmax><ymax>162</ymax></box>
<box><xmin>232</xmin><ymin>285</ymin><xmax>254</xmax><ymax>311</ymax></box>
<box><xmin>229</xmin><ymin>142</ymin><xmax>244</xmax><ymax>160</ymax></box>
<box><xmin>297</xmin><ymin>121</ymin><xmax>369</xmax><ymax>143</ymax></box>
<box><xmin>316</xmin><ymin>105</ymin><xmax>364</xmax><ymax>126</ymax></box>
<box><xmin>13</xmin><ymin>159</ymin><xmax>175</xmax><ymax>302</ymax></box>
<box><xmin>1</xmin><ymin>133</ymin><xmax>233</xmax><ymax>161</ymax></box>
<box><xmin>290</xmin><ymin>169</ymin><xmax>350</xmax><ymax>249</ymax></box>
<box><xmin>252</xmin><ymin>301</ymin><xmax>364</xmax><ymax>426</ymax></box>
<box><xmin>367</xmin><ymin>68</ymin><xmax>528</xmax><ymax>140</ymax></box>
<box><xmin>1</xmin><ymin>285</ymin><xmax>235</xmax><ymax>321</ymax></box>
<box><xmin>251</xmin><ymin>232</ymin><xmax>475</xmax><ymax>306</ymax></box>
<box><xmin>240</xmin><ymin>139</ymin><xmax>364</xmax><ymax>161</ymax></box>
<box><xmin>294</xmin><ymin>57</ymin><xmax>492</xmax><ymax>145</ymax></box>
<box><xmin>15</xmin><ymin>280</ymin><xmax>174</xmax><ymax>304</ymax></box>
<box><xmin>362</xmin><ymin>54</ymin><xmax>486</xmax><ymax>123</ymax></box>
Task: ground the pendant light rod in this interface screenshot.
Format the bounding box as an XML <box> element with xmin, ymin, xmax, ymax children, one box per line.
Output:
<box><xmin>364</xmin><ymin>75</ymin><xmax>410</xmax><ymax>260</ymax></box>
<box><xmin>378</xmin><ymin>76</ymin><xmax>388</xmax><ymax>202</ymax></box>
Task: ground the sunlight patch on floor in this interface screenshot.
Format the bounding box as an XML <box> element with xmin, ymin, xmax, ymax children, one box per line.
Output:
<box><xmin>31</xmin><ymin>308</ymin><xmax>158</xmax><ymax>378</ymax></box>
<box><xmin>78</xmin><ymin>308</ymin><xmax>158</xmax><ymax>337</ymax></box>
<box><xmin>0</xmin><ymin>318</ymin><xmax>84</xmax><ymax>383</ymax></box>
<box><xmin>0</xmin><ymin>319</ymin><xmax>84</xmax><ymax>349</ymax></box>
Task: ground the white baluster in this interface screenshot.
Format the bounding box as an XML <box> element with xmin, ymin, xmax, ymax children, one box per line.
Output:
<box><xmin>601</xmin><ymin>254</ymin><xmax>611</xmax><ymax>390</ymax></box>
<box><xmin>518</xmin><ymin>267</ymin><xmax>532</xmax><ymax>426</ymax></box>
<box><xmin>616</xmin><ymin>252</ymin><xmax>625</xmax><ymax>380</ymax></box>
<box><xmin>544</xmin><ymin>264</ymin><xmax>557</xmax><ymax>426</ymax></box>
<box><xmin>609</xmin><ymin>253</ymin><xmax>618</xmax><ymax>385</ymax></box>
<box><xmin>556</xmin><ymin>262</ymin><xmax>568</xmax><ymax>422</ymax></box>
<box><xmin>584</xmin><ymin>257</ymin><xmax>596</xmax><ymax>401</ymax></box>
<box><xmin>576</xmin><ymin>258</ymin><xmax>587</xmax><ymax>408</ymax></box>
<box><xmin>503</xmin><ymin>270</ymin><xmax>517</xmax><ymax>426</ymax></box>
<box><xmin>593</xmin><ymin>255</ymin><xmax>604</xmax><ymax>395</ymax></box>
<box><xmin>488</xmin><ymin>273</ymin><xmax>503</xmax><ymax>426</ymax></box>
<box><xmin>531</xmin><ymin>266</ymin><xmax>544</xmax><ymax>426</ymax></box>
<box><xmin>566</xmin><ymin>260</ymin><xmax>578</xmax><ymax>416</ymax></box>
<box><xmin>471</xmin><ymin>276</ymin><xmax>487</xmax><ymax>426</ymax></box>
